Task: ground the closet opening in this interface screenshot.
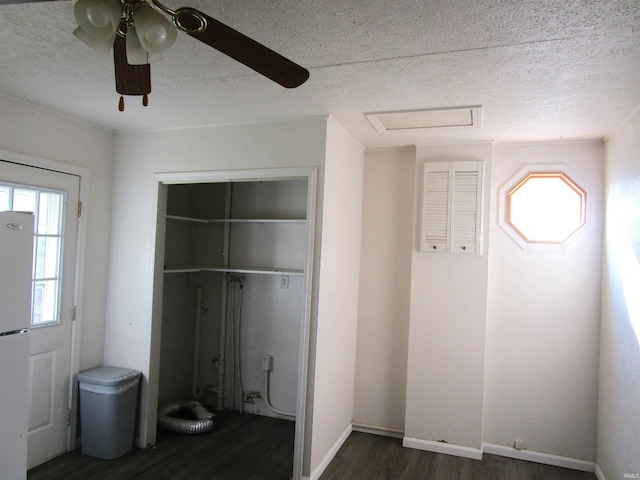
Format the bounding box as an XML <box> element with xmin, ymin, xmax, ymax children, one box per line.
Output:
<box><xmin>150</xmin><ymin>168</ymin><xmax>316</xmax><ymax>480</ymax></box>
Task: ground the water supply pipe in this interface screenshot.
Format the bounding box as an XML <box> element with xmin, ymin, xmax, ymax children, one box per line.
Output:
<box><xmin>214</xmin><ymin>277</ymin><xmax>229</xmax><ymax>410</ymax></box>
<box><xmin>191</xmin><ymin>286</ymin><xmax>204</xmax><ymax>399</ymax></box>
<box><xmin>235</xmin><ymin>277</ymin><xmax>246</xmax><ymax>413</ymax></box>
<box><xmin>262</xmin><ymin>354</ymin><xmax>296</xmax><ymax>419</ymax></box>
<box><xmin>214</xmin><ymin>183</ymin><xmax>233</xmax><ymax>411</ymax></box>
<box><xmin>229</xmin><ymin>275</ymin><xmax>236</xmax><ymax>410</ymax></box>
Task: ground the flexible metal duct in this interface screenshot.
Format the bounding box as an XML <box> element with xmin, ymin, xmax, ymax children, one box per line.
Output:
<box><xmin>157</xmin><ymin>400</ymin><xmax>215</xmax><ymax>435</ymax></box>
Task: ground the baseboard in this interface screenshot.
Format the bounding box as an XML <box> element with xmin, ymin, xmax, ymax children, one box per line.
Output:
<box><xmin>303</xmin><ymin>426</ymin><xmax>605</xmax><ymax>480</ymax></box>
<box><xmin>308</xmin><ymin>423</ymin><xmax>353</xmax><ymax>480</ymax></box>
<box><xmin>403</xmin><ymin>436</ymin><xmax>483</xmax><ymax>460</ymax></box>
<box><xmin>594</xmin><ymin>463</ymin><xmax>607</xmax><ymax>480</ymax></box>
<box><xmin>352</xmin><ymin>422</ymin><xmax>404</xmax><ymax>439</ymax></box>
<box><xmin>482</xmin><ymin>443</ymin><xmax>595</xmax><ymax>473</ymax></box>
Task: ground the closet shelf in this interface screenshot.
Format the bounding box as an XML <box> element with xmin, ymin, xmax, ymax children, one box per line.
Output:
<box><xmin>210</xmin><ymin>218</ymin><xmax>306</xmax><ymax>223</ymax></box>
<box><xmin>166</xmin><ymin>215</ymin><xmax>305</xmax><ymax>224</ymax></box>
<box><xmin>164</xmin><ymin>265</ymin><xmax>304</xmax><ymax>276</ymax></box>
<box><xmin>165</xmin><ymin>215</ymin><xmax>209</xmax><ymax>223</ymax></box>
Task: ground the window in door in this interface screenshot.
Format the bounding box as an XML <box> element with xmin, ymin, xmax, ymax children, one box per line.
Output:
<box><xmin>0</xmin><ymin>183</ymin><xmax>66</xmax><ymax>325</ymax></box>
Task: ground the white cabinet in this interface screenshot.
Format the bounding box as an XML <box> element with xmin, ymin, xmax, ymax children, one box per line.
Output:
<box><xmin>420</xmin><ymin>161</ymin><xmax>483</xmax><ymax>254</ymax></box>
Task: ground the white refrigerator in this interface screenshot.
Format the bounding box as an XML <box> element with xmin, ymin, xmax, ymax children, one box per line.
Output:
<box><xmin>0</xmin><ymin>211</ymin><xmax>34</xmax><ymax>480</ymax></box>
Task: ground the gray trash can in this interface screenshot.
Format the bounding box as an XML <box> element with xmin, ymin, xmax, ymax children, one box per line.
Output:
<box><xmin>78</xmin><ymin>366</ymin><xmax>141</xmax><ymax>460</ymax></box>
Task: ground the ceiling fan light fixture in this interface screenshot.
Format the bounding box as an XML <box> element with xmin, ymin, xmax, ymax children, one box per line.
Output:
<box><xmin>73</xmin><ymin>25</ymin><xmax>116</xmax><ymax>55</ymax></box>
<box><xmin>74</xmin><ymin>0</ymin><xmax>121</xmax><ymax>40</ymax></box>
<box><xmin>70</xmin><ymin>0</ymin><xmax>309</xmax><ymax>110</ymax></box>
<box><xmin>126</xmin><ymin>26</ymin><xmax>149</xmax><ymax>64</ymax></box>
<box><xmin>134</xmin><ymin>4</ymin><xmax>177</xmax><ymax>55</ymax></box>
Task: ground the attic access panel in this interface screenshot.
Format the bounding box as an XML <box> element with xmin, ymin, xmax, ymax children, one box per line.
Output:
<box><xmin>366</xmin><ymin>106</ymin><xmax>482</xmax><ymax>133</ymax></box>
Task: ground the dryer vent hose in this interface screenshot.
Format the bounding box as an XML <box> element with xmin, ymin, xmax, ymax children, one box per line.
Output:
<box><xmin>157</xmin><ymin>400</ymin><xmax>215</xmax><ymax>435</ymax></box>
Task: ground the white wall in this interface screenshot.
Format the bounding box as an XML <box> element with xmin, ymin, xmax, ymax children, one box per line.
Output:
<box><xmin>158</xmin><ymin>183</ymin><xmax>225</xmax><ymax>405</ymax></box>
<box><xmin>598</xmin><ymin>109</ymin><xmax>640</xmax><ymax>477</ymax></box>
<box><xmin>356</xmin><ymin>141</ymin><xmax>603</xmax><ymax>466</ymax></box>
<box><xmin>309</xmin><ymin>120</ymin><xmax>364</xmax><ymax>477</ymax></box>
<box><xmin>404</xmin><ymin>143</ymin><xmax>492</xmax><ymax>453</ymax></box>
<box><xmin>353</xmin><ymin>148</ymin><xmax>414</xmax><ymax>432</ymax></box>
<box><xmin>228</xmin><ymin>181</ymin><xmax>307</xmax><ymax>416</ymax></box>
<box><xmin>483</xmin><ymin>142</ymin><xmax>603</xmax><ymax>461</ymax></box>
<box><xmin>229</xmin><ymin>273</ymin><xmax>304</xmax><ymax>414</ymax></box>
<box><xmin>158</xmin><ymin>273</ymin><xmax>194</xmax><ymax>404</ymax></box>
<box><xmin>0</xmin><ymin>93</ymin><xmax>114</xmax><ymax>371</ymax></box>
<box><xmin>107</xmin><ymin>118</ymin><xmax>328</xmax><ymax>458</ymax></box>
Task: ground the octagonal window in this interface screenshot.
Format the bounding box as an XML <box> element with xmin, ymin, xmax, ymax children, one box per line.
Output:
<box><xmin>507</xmin><ymin>172</ymin><xmax>586</xmax><ymax>244</ymax></box>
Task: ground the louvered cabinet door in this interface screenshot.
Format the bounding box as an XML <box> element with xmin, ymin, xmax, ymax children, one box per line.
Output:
<box><xmin>451</xmin><ymin>164</ymin><xmax>482</xmax><ymax>253</ymax></box>
<box><xmin>421</xmin><ymin>161</ymin><xmax>482</xmax><ymax>254</ymax></box>
<box><xmin>421</xmin><ymin>163</ymin><xmax>451</xmax><ymax>252</ymax></box>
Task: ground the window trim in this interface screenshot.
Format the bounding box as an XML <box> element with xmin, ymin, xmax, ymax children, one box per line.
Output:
<box><xmin>506</xmin><ymin>171</ymin><xmax>586</xmax><ymax>244</ymax></box>
<box><xmin>498</xmin><ymin>164</ymin><xmax>594</xmax><ymax>252</ymax></box>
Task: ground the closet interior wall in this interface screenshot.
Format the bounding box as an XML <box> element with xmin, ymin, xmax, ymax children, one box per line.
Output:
<box><xmin>158</xmin><ymin>180</ymin><xmax>307</xmax><ymax>419</ymax></box>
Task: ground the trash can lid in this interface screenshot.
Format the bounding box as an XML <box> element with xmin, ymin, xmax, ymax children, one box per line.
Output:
<box><xmin>78</xmin><ymin>366</ymin><xmax>141</xmax><ymax>386</ymax></box>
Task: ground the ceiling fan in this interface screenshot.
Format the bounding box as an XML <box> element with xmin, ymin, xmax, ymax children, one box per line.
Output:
<box><xmin>1</xmin><ymin>0</ymin><xmax>310</xmax><ymax>111</ymax></box>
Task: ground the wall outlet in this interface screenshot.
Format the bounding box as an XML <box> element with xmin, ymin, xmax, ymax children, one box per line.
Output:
<box><xmin>280</xmin><ymin>275</ymin><xmax>289</xmax><ymax>289</ymax></box>
<box><xmin>262</xmin><ymin>354</ymin><xmax>273</xmax><ymax>372</ymax></box>
<box><xmin>514</xmin><ymin>439</ymin><xmax>526</xmax><ymax>450</ymax></box>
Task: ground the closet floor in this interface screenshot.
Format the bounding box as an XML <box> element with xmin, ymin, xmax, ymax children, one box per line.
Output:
<box><xmin>28</xmin><ymin>411</ymin><xmax>295</xmax><ymax>480</ymax></box>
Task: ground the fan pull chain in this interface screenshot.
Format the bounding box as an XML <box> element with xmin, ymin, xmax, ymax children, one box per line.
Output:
<box><xmin>117</xmin><ymin>95</ymin><xmax>149</xmax><ymax>111</ymax></box>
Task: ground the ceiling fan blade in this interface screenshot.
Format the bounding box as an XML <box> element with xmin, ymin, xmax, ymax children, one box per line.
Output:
<box><xmin>113</xmin><ymin>29</ymin><xmax>151</xmax><ymax>96</ymax></box>
<box><xmin>177</xmin><ymin>8</ymin><xmax>309</xmax><ymax>88</ymax></box>
<box><xmin>0</xmin><ymin>0</ymin><xmax>62</xmax><ymax>4</ymax></box>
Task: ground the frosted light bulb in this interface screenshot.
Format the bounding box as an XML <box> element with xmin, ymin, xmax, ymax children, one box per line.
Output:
<box><xmin>134</xmin><ymin>4</ymin><xmax>177</xmax><ymax>53</ymax></box>
<box><xmin>144</xmin><ymin>25</ymin><xmax>168</xmax><ymax>45</ymax></box>
<box><xmin>74</xmin><ymin>0</ymin><xmax>121</xmax><ymax>43</ymax></box>
<box><xmin>86</xmin><ymin>5</ymin><xmax>110</xmax><ymax>28</ymax></box>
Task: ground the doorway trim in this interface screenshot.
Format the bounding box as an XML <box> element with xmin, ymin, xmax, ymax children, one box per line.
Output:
<box><xmin>151</xmin><ymin>167</ymin><xmax>317</xmax><ymax>480</ymax></box>
<box><xmin>0</xmin><ymin>148</ymin><xmax>91</xmax><ymax>452</ymax></box>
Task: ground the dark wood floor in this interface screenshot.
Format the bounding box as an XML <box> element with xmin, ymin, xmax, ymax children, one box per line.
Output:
<box><xmin>320</xmin><ymin>432</ymin><xmax>597</xmax><ymax>480</ymax></box>
<box><xmin>28</xmin><ymin>411</ymin><xmax>295</xmax><ymax>480</ymax></box>
<box><xmin>29</xmin><ymin>414</ymin><xmax>597</xmax><ymax>480</ymax></box>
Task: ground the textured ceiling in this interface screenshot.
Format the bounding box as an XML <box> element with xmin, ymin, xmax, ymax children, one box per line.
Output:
<box><xmin>1</xmin><ymin>0</ymin><xmax>639</xmax><ymax>148</ymax></box>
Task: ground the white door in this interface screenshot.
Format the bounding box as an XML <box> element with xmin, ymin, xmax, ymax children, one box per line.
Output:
<box><xmin>0</xmin><ymin>160</ymin><xmax>80</xmax><ymax>469</ymax></box>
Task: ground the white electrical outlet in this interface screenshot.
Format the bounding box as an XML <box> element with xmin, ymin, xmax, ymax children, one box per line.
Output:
<box><xmin>514</xmin><ymin>439</ymin><xmax>526</xmax><ymax>450</ymax></box>
<box><xmin>262</xmin><ymin>354</ymin><xmax>273</xmax><ymax>371</ymax></box>
<box><xmin>280</xmin><ymin>275</ymin><xmax>289</xmax><ymax>289</ymax></box>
